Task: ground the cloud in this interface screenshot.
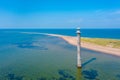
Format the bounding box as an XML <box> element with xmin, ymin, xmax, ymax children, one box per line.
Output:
<box><xmin>112</xmin><ymin>10</ymin><xmax>120</xmax><ymax>14</ymax></box>
<box><xmin>0</xmin><ymin>9</ymin><xmax>120</xmax><ymax>28</ymax></box>
<box><xmin>95</xmin><ymin>10</ymin><xmax>103</xmax><ymax>13</ymax></box>
<box><xmin>67</xmin><ymin>19</ymin><xmax>83</xmax><ymax>23</ymax></box>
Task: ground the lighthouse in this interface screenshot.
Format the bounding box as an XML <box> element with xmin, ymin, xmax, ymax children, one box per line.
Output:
<box><xmin>76</xmin><ymin>28</ymin><xmax>82</xmax><ymax>68</ymax></box>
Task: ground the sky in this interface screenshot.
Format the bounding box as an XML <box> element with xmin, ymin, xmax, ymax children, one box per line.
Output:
<box><xmin>0</xmin><ymin>0</ymin><xmax>120</xmax><ymax>28</ymax></box>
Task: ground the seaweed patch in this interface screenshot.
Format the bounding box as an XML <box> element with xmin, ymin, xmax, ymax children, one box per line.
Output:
<box><xmin>116</xmin><ymin>74</ymin><xmax>120</xmax><ymax>78</ymax></box>
<box><xmin>58</xmin><ymin>70</ymin><xmax>75</xmax><ymax>80</ymax></box>
<box><xmin>15</xmin><ymin>41</ymin><xmax>48</xmax><ymax>50</ymax></box>
<box><xmin>6</xmin><ymin>73</ymin><xmax>24</xmax><ymax>80</ymax></box>
<box><xmin>37</xmin><ymin>77</ymin><xmax>46</xmax><ymax>80</ymax></box>
<box><xmin>82</xmin><ymin>69</ymin><xmax>98</xmax><ymax>80</ymax></box>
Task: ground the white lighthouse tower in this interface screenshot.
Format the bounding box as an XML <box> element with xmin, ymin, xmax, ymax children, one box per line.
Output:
<box><xmin>76</xmin><ymin>28</ymin><xmax>82</xmax><ymax>68</ymax></box>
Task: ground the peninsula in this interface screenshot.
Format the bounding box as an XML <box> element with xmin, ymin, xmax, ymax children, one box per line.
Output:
<box><xmin>21</xmin><ymin>32</ymin><xmax>120</xmax><ymax>57</ymax></box>
<box><xmin>41</xmin><ymin>33</ymin><xmax>120</xmax><ymax>57</ymax></box>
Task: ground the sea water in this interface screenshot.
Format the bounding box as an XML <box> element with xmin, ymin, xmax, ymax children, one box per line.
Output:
<box><xmin>0</xmin><ymin>29</ymin><xmax>120</xmax><ymax>80</ymax></box>
<box><xmin>2</xmin><ymin>29</ymin><xmax>120</xmax><ymax>39</ymax></box>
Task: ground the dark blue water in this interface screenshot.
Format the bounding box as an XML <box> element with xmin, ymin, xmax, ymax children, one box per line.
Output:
<box><xmin>1</xmin><ymin>29</ymin><xmax>120</xmax><ymax>39</ymax></box>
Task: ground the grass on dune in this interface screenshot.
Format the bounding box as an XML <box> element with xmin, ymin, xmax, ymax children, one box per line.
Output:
<box><xmin>81</xmin><ymin>38</ymin><xmax>120</xmax><ymax>49</ymax></box>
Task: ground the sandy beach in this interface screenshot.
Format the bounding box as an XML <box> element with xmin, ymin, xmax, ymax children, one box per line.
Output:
<box><xmin>40</xmin><ymin>33</ymin><xmax>120</xmax><ymax>57</ymax></box>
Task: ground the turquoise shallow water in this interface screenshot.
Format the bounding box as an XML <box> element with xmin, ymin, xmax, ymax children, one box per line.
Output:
<box><xmin>0</xmin><ymin>29</ymin><xmax>120</xmax><ymax>80</ymax></box>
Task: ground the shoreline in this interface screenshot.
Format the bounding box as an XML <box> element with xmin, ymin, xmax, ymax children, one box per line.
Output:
<box><xmin>41</xmin><ymin>33</ymin><xmax>120</xmax><ymax>57</ymax></box>
<box><xmin>21</xmin><ymin>32</ymin><xmax>120</xmax><ymax>57</ymax></box>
